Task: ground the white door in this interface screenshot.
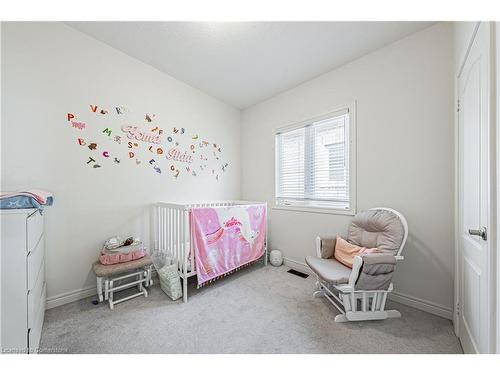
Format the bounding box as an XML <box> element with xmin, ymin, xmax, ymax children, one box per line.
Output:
<box><xmin>457</xmin><ymin>22</ymin><xmax>493</xmax><ymax>354</ymax></box>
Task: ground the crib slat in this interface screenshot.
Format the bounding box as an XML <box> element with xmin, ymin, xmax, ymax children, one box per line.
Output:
<box><xmin>160</xmin><ymin>207</ymin><xmax>163</xmax><ymax>251</ymax></box>
<box><xmin>164</xmin><ymin>208</ymin><xmax>168</xmax><ymax>252</ymax></box>
<box><xmin>178</xmin><ymin>209</ymin><xmax>182</xmax><ymax>273</ymax></box>
<box><xmin>162</xmin><ymin>207</ymin><xmax>166</xmax><ymax>251</ymax></box>
<box><xmin>183</xmin><ymin>209</ymin><xmax>187</xmax><ymax>273</ymax></box>
<box><xmin>169</xmin><ymin>207</ymin><xmax>173</xmax><ymax>254</ymax></box>
<box><xmin>173</xmin><ymin>208</ymin><xmax>177</xmax><ymax>267</ymax></box>
<box><xmin>164</xmin><ymin>207</ymin><xmax>167</xmax><ymax>251</ymax></box>
<box><xmin>156</xmin><ymin>206</ymin><xmax>160</xmax><ymax>251</ymax></box>
<box><xmin>159</xmin><ymin>207</ymin><xmax>163</xmax><ymax>251</ymax></box>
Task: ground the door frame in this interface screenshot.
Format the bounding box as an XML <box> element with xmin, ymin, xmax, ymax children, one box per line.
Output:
<box><xmin>454</xmin><ymin>21</ymin><xmax>497</xmax><ymax>353</ymax></box>
<box><xmin>496</xmin><ymin>21</ymin><xmax>499</xmax><ymax>354</ymax></box>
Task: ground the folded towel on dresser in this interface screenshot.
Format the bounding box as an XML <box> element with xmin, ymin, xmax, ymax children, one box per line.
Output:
<box><xmin>0</xmin><ymin>190</ymin><xmax>54</xmax><ymax>211</ymax></box>
<box><xmin>1</xmin><ymin>189</ymin><xmax>53</xmax><ymax>205</ymax></box>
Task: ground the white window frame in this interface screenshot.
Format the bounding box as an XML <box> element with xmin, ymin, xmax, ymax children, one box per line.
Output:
<box><xmin>273</xmin><ymin>102</ymin><xmax>357</xmax><ymax>216</ymax></box>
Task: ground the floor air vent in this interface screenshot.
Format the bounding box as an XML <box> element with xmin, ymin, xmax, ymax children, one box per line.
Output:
<box><xmin>287</xmin><ymin>269</ymin><xmax>309</xmax><ymax>279</ymax></box>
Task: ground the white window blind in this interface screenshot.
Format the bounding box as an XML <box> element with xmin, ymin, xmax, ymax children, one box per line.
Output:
<box><xmin>275</xmin><ymin>109</ymin><xmax>352</xmax><ymax>210</ymax></box>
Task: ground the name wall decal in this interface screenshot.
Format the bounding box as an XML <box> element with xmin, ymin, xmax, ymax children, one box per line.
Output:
<box><xmin>166</xmin><ymin>148</ymin><xmax>193</xmax><ymax>163</ymax></box>
<box><xmin>121</xmin><ymin>125</ymin><xmax>162</xmax><ymax>144</ymax></box>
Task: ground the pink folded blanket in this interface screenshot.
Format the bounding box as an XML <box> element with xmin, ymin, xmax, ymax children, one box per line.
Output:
<box><xmin>0</xmin><ymin>189</ymin><xmax>53</xmax><ymax>205</ymax></box>
<box><xmin>99</xmin><ymin>247</ymin><xmax>147</xmax><ymax>265</ymax></box>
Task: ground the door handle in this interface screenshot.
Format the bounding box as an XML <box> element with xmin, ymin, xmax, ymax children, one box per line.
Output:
<box><xmin>468</xmin><ymin>227</ymin><xmax>487</xmax><ymax>240</ymax></box>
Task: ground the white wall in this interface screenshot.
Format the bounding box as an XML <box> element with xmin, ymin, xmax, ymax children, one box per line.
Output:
<box><xmin>240</xmin><ymin>22</ymin><xmax>455</xmax><ymax>317</ymax></box>
<box><xmin>1</xmin><ymin>22</ymin><xmax>241</xmax><ymax>306</ymax></box>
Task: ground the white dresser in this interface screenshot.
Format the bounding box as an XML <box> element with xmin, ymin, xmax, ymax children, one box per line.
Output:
<box><xmin>1</xmin><ymin>209</ymin><xmax>46</xmax><ymax>354</ymax></box>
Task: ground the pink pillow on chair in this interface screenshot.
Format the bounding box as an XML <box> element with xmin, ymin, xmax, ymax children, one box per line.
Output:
<box><xmin>334</xmin><ymin>236</ymin><xmax>379</xmax><ymax>268</ymax></box>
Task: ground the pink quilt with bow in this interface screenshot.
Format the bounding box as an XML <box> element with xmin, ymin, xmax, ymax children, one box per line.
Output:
<box><xmin>190</xmin><ymin>204</ymin><xmax>267</xmax><ymax>286</ymax></box>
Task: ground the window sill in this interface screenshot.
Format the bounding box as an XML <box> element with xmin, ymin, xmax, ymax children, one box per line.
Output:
<box><xmin>272</xmin><ymin>205</ymin><xmax>356</xmax><ymax>216</ymax></box>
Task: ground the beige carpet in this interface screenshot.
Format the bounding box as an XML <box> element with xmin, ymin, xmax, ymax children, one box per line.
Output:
<box><xmin>40</xmin><ymin>263</ymin><xmax>463</xmax><ymax>354</ymax></box>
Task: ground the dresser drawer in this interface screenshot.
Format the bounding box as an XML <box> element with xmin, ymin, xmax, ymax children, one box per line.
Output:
<box><xmin>27</xmin><ymin>235</ymin><xmax>45</xmax><ymax>292</ymax></box>
<box><xmin>28</xmin><ymin>282</ymin><xmax>46</xmax><ymax>353</ymax></box>
<box><xmin>27</xmin><ymin>210</ymin><xmax>43</xmax><ymax>253</ymax></box>
<box><xmin>28</xmin><ymin>264</ymin><xmax>45</xmax><ymax>331</ymax></box>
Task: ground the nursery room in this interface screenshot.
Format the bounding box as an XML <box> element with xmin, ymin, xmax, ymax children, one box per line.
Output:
<box><xmin>1</xmin><ymin>1</ymin><xmax>500</xmax><ymax>364</ymax></box>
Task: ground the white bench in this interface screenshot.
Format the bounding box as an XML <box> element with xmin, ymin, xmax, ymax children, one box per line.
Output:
<box><xmin>93</xmin><ymin>256</ymin><xmax>153</xmax><ymax>309</ymax></box>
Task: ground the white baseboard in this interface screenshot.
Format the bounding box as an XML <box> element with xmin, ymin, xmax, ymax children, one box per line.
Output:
<box><xmin>388</xmin><ymin>291</ymin><xmax>453</xmax><ymax>320</ymax></box>
<box><xmin>46</xmin><ymin>286</ymin><xmax>96</xmax><ymax>310</ymax></box>
<box><xmin>283</xmin><ymin>257</ymin><xmax>453</xmax><ymax>320</ymax></box>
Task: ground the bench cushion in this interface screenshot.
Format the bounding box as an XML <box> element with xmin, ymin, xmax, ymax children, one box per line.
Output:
<box><xmin>93</xmin><ymin>255</ymin><xmax>153</xmax><ymax>277</ymax></box>
<box><xmin>305</xmin><ymin>255</ymin><xmax>351</xmax><ymax>285</ymax></box>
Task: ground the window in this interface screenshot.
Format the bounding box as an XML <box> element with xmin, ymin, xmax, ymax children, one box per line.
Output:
<box><xmin>275</xmin><ymin>107</ymin><xmax>355</xmax><ymax>213</ymax></box>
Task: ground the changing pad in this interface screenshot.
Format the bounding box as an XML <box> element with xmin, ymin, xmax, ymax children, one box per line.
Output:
<box><xmin>99</xmin><ymin>246</ymin><xmax>147</xmax><ymax>265</ymax></box>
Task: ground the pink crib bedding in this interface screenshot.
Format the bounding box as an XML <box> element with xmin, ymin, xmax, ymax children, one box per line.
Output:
<box><xmin>190</xmin><ymin>204</ymin><xmax>266</xmax><ymax>287</ymax></box>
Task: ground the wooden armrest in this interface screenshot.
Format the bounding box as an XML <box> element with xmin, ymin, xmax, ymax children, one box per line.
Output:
<box><xmin>315</xmin><ymin>236</ymin><xmax>337</xmax><ymax>259</ymax></box>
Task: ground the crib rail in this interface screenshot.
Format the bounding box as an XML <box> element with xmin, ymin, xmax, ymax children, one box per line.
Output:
<box><xmin>155</xmin><ymin>203</ymin><xmax>191</xmax><ymax>276</ymax></box>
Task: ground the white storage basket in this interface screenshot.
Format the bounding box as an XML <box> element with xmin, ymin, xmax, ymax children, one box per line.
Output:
<box><xmin>152</xmin><ymin>250</ymin><xmax>183</xmax><ymax>301</ymax></box>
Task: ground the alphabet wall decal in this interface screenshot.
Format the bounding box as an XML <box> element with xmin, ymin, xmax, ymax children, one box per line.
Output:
<box><xmin>66</xmin><ymin>104</ymin><xmax>229</xmax><ymax>180</ymax></box>
<box><xmin>71</xmin><ymin>121</ymin><xmax>86</xmax><ymax>130</ymax></box>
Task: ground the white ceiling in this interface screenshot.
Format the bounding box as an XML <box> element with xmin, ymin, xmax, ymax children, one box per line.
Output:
<box><xmin>67</xmin><ymin>22</ymin><xmax>435</xmax><ymax>109</ymax></box>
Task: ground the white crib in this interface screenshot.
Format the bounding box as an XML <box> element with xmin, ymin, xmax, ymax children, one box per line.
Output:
<box><xmin>153</xmin><ymin>201</ymin><xmax>268</xmax><ymax>302</ymax></box>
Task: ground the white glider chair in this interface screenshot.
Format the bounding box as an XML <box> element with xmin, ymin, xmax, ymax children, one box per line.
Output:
<box><xmin>305</xmin><ymin>208</ymin><xmax>408</xmax><ymax>322</ymax></box>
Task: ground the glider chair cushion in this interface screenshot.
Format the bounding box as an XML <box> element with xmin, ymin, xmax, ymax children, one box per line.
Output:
<box><xmin>356</xmin><ymin>253</ymin><xmax>397</xmax><ymax>290</ymax></box>
<box><xmin>348</xmin><ymin>209</ymin><xmax>405</xmax><ymax>255</ymax></box>
<box><xmin>305</xmin><ymin>255</ymin><xmax>351</xmax><ymax>285</ymax></box>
